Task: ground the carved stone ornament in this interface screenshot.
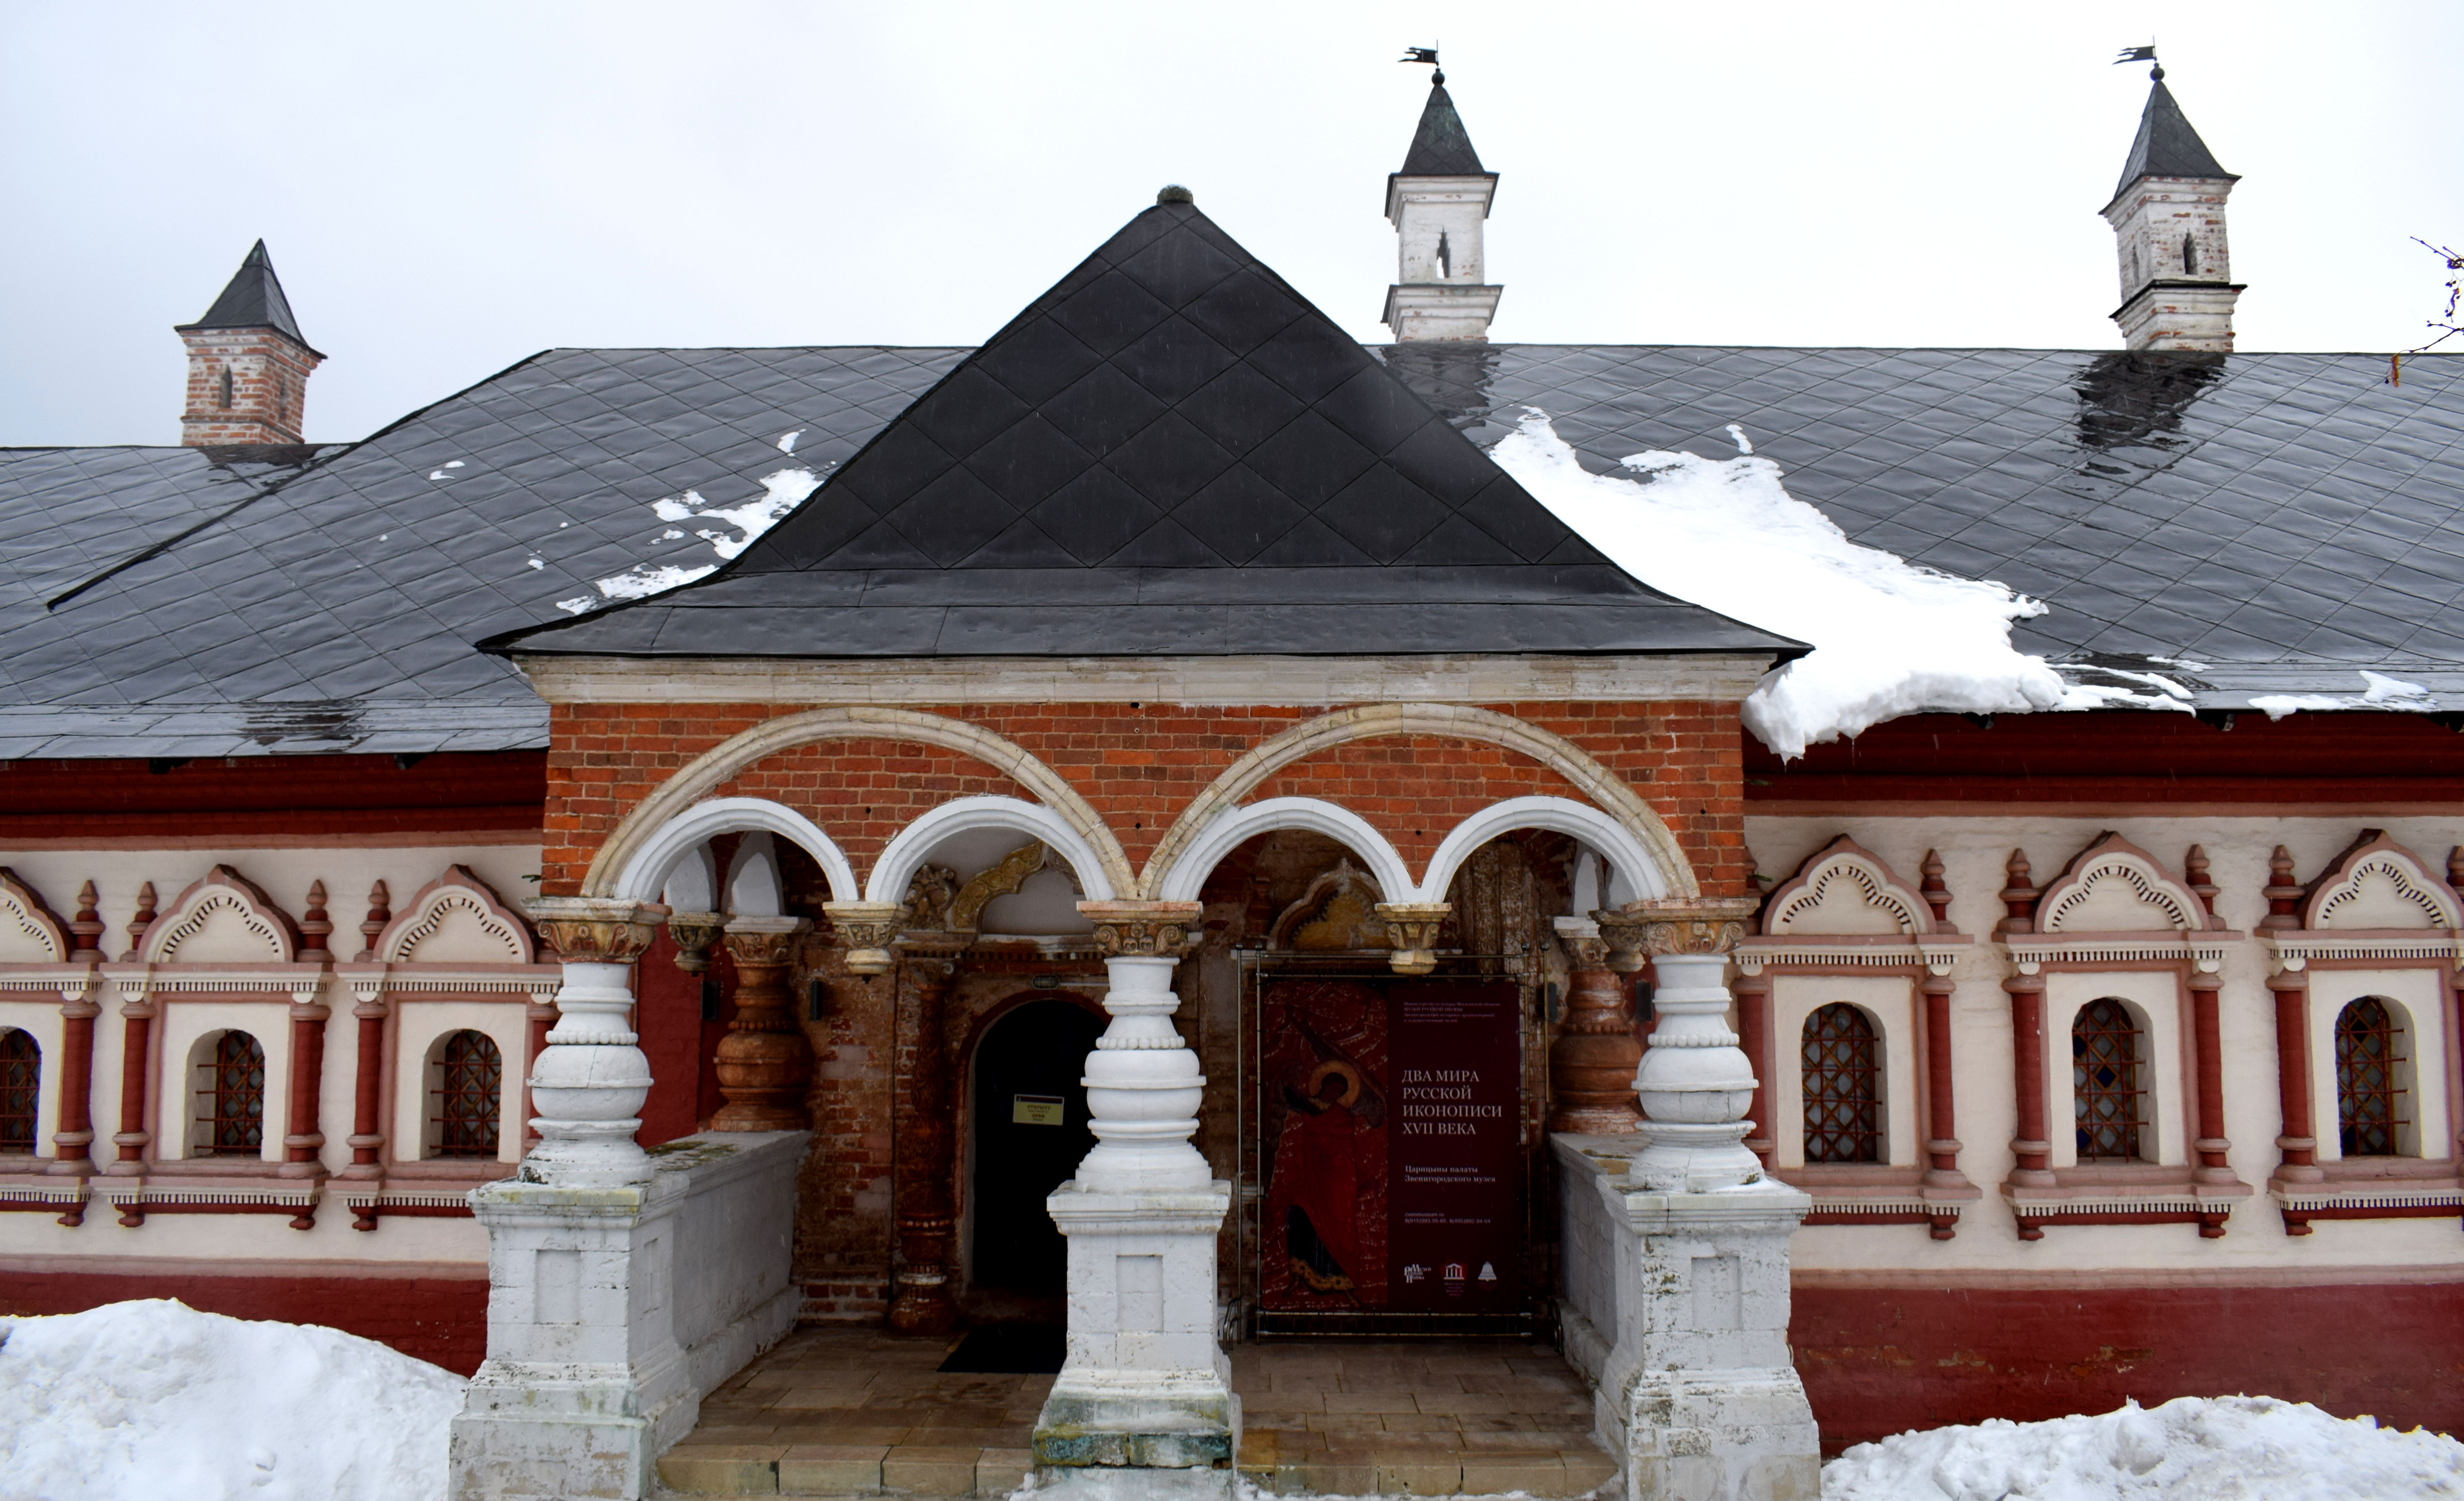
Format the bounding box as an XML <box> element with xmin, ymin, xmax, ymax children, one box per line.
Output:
<box><xmin>948</xmin><ymin>843</ymin><xmax>1075</xmax><ymax>934</ymax></box>
<box><xmin>666</xmin><ymin>911</ymin><xmax>726</xmax><ymax>973</ymax></box>
<box><xmin>526</xmin><ymin>898</ymin><xmax>668</xmax><ymax>964</ymax></box>
<box><xmin>1076</xmin><ymin>900</ymin><xmax>1204</xmax><ymax>959</ymax></box>
<box><xmin>1596</xmin><ymin>896</ymin><xmax>1760</xmax><ymax>970</ymax></box>
<box><xmin>1372</xmin><ymin>902</ymin><xmax>1452</xmax><ymax>976</ymax></box>
<box><xmin>822</xmin><ymin>901</ymin><xmax>904</xmax><ymax>975</ymax></box>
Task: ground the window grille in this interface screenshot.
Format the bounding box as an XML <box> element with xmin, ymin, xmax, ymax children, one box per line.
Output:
<box><xmin>0</xmin><ymin>1030</ymin><xmax>38</xmax><ymax>1153</ymax></box>
<box><xmin>1801</xmin><ymin>1003</ymin><xmax>1881</xmax><ymax>1164</ymax></box>
<box><xmin>198</xmin><ymin>1031</ymin><xmax>266</xmax><ymax>1156</ymax></box>
<box><xmin>2335</xmin><ymin>998</ymin><xmax>2407</xmax><ymax>1157</ymax></box>
<box><xmin>433</xmin><ymin>1030</ymin><xmax>502</xmax><ymax>1159</ymax></box>
<box><xmin>2072</xmin><ymin>999</ymin><xmax>2143</xmax><ymax>1162</ymax></box>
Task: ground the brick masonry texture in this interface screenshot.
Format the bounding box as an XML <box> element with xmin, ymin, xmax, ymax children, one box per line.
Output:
<box><xmin>540</xmin><ymin>700</ymin><xmax>1749</xmax><ymax>899</ymax></box>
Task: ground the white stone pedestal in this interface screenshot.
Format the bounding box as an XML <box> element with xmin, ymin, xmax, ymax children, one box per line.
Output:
<box><xmin>447</xmin><ymin>1133</ymin><xmax>806</xmax><ymax>1501</ymax></box>
<box><xmin>1031</xmin><ymin>925</ymin><xmax>1238</xmax><ymax>1499</ymax></box>
<box><xmin>1032</xmin><ymin>1183</ymin><xmax>1238</xmax><ymax>1498</ymax></box>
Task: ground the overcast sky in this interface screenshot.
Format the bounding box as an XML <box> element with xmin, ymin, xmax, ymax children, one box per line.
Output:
<box><xmin>3</xmin><ymin>1</ymin><xmax>2456</xmax><ymax>447</ymax></box>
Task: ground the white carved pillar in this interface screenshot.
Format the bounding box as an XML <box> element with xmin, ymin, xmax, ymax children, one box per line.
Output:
<box><xmin>520</xmin><ymin>899</ymin><xmax>666</xmax><ymax>1189</ymax></box>
<box><xmin>449</xmin><ymin>896</ymin><xmax>686</xmax><ymax>1501</ymax></box>
<box><xmin>1033</xmin><ymin>901</ymin><xmax>1237</xmax><ymax>1499</ymax></box>
<box><xmin>1589</xmin><ymin>899</ymin><xmax>1821</xmax><ymax>1501</ymax></box>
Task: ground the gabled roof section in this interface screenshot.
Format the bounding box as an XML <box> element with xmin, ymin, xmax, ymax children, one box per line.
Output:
<box><xmin>2112</xmin><ymin>78</ymin><xmax>2234</xmax><ymax>202</ymax></box>
<box><xmin>489</xmin><ymin>199</ymin><xmax>1796</xmax><ymax>662</ymax></box>
<box><xmin>177</xmin><ymin>239</ymin><xmax>317</xmax><ymax>353</ymax></box>
<box><xmin>1399</xmin><ymin>82</ymin><xmax>1486</xmax><ymax>176</ymax></box>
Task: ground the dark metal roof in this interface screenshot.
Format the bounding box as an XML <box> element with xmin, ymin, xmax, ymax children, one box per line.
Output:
<box><xmin>1399</xmin><ymin>83</ymin><xmax>1486</xmax><ymax>176</ymax></box>
<box><xmin>5</xmin><ymin>337</ymin><xmax>2459</xmax><ymax>758</ymax></box>
<box><xmin>2112</xmin><ymin>78</ymin><xmax>2234</xmax><ymax>202</ymax></box>
<box><xmin>176</xmin><ymin>239</ymin><xmax>318</xmax><ymax>353</ymax></box>
<box><xmin>1384</xmin><ymin>343</ymin><xmax>2464</xmax><ymax>706</ymax></box>
<box><xmin>488</xmin><ymin>201</ymin><xmax>1791</xmax><ymax>662</ymax></box>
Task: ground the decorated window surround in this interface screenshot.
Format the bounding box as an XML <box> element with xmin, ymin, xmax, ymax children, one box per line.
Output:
<box><xmin>1997</xmin><ymin>834</ymin><xmax>2252</xmax><ymax>1240</ymax></box>
<box><xmin>2259</xmin><ymin>830</ymin><xmax>2464</xmax><ymax>1236</ymax></box>
<box><xmin>1737</xmin><ymin>835</ymin><xmax>1978</xmax><ymax>1238</ymax></box>
<box><xmin>95</xmin><ymin>866</ymin><xmax>330</xmax><ymax>1229</ymax></box>
<box><xmin>0</xmin><ymin>868</ymin><xmax>100</xmax><ymax>1223</ymax></box>
<box><xmin>330</xmin><ymin>866</ymin><xmax>553</xmax><ymax>1230</ymax></box>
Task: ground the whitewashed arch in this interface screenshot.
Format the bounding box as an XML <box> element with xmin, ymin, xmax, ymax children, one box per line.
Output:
<box><xmin>1136</xmin><ymin>703</ymin><xmax>1697</xmax><ymax>900</ymax></box>
<box><xmin>376</xmin><ymin>867</ymin><xmax>536</xmax><ymax>964</ymax></box>
<box><xmin>0</xmin><ymin>870</ymin><xmax>68</xmax><ymax>964</ymax></box>
<box><xmin>2303</xmin><ymin>832</ymin><xmax>2461</xmax><ymax>930</ymax></box>
<box><xmin>581</xmin><ymin>707</ymin><xmax>1133</xmax><ymax>901</ymax></box>
<box><xmin>866</xmin><ymin>796</ymin><xmax>1120</xmax><ymax>905</ymax></box>
<box><xmin>1416</xmin><ymin>796</ymin><xmax>1668</xmax><ymax>906</ymax></box>
<box><xmin>1762</xmin><ymin>837</ymin><xmax>1934</xmax><ymax>937</ymax></box>
<box><xmin>1152</xmin><ymin>798</ymin><xmax>1414</xmax><ymax>905</ymax></box>
<box><xmin>613</xmin><ymin>796</ymin><xmax>858</xmax><ymax>906</ymax></box>
<box><xmin>2033</xmin><ymin>835</ymin><xmax>2211</xmax><ymax>935</ymax></box>
<box><xmin>142</xmin><ymin>867</ymin><xmax>298</xmax><ymax>964</ymax></box>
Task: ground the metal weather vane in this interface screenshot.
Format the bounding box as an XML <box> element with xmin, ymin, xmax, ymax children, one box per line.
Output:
<box><xmin>1400</xmin><ymin>44</ymin><xmax>1443</xmax><ymax>86</ymax></box>
<box><xmin>2114</xmin><ymin>42</ymin><xmax>2161</xmax><ymax>81</ymax></box>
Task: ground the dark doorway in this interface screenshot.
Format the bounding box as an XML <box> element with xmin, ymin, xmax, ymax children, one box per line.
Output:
<box><xmin>968</xmin><ymin>998</ymin><xmax>1102</xmax><ymax>1297</ymax></box>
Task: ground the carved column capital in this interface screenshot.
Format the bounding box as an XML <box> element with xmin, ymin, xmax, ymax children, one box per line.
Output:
<box><xmin>1595</xmin><ymin>896</ymin><xmax>1759</xmax><ymax>971</ymax></box>
<box><xmin>721</xmin><ymin>914</ymin><xmax>811</xmax><ymax>968</ymax></box>
<box><xmin>822</xmin><ymin>901</ymin><xmax>904</xmax><ymax>975</ymax></box>
<box><xmin>666</xmin><ymin>911</ymin><xmax>726</xmax><ymax>973</ymax></box>
<box><xmin>526</xmin><ymin>898</ymin><xmax>669</xmax><ymax>965</ymax></box>
<box><xmin>1552</xmin><ymin>914</ymin><xmax>1609</xmax><ymax>970</ymax></box>
<box><xmin>1076</xmin><ymin>900</ymin><xmax>1205</xmax><ymax>960</ymax></box>
<box><xmin>1373</xmin><ymin>902</ymin><xmax>1451</xmax><ymax>975</ymax></box>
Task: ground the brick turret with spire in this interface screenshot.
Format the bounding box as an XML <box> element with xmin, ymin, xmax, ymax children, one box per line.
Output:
<box><xmin>2102</xmin><ymin>57</ymin><xmax>2242</xmax><ymax>352</ymax></box>
<box><xmin>1382</xmin><ymin>52</ymin><xmax>1502</xmax><ymax>342</ymax></box>
<box><xmin>175</xmin><ymin>240</ymin><xmax>325</xmax><ymax>445</ymax></box>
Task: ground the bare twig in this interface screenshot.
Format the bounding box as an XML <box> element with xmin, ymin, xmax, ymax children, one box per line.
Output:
<box><xmin>2410</xmin><ymin>237</ymin><xmax>2463</xmax><ymax>353</ymax></box>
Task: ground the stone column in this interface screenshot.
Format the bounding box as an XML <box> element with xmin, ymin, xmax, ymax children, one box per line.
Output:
<box><xmin>890</xmin><ymin>946</ymin><xmax>963</xmax><ymax>1335</ymax></box>
<box><xmin>1033</xmin><ymin>900</ymin><xmax>1237</xmax><ymax>1501</ymax></box>
<box><xmin>521</xmin><ymin>899</ymin><xmax>667</xmax><ymax>1189</ymax></box>
<box><xmin>450</xmin><ymin>897</ymin><xmax>690</xmax><ymax>1500</ymax></box>
<box><xmin>712</xmin><ymin>917</ymin><xmax>813</xmax><ymax>1131</ymax></box>
<box><xmin>1548</xmin><ymin>917</ymin><xmax>1642</xmax><ymax>1134</ymax></box>
<box><xmin>1590</xmin><ymin>897</ymin><xmax>1820</xmax><ymax>1501</ymax></box>
<box><xmin>2267</xmin><ymin>961</ymin><xmax>2320</xmax><ymax>1233</ymax></box>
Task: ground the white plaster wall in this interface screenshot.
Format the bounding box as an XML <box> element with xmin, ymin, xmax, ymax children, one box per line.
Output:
<box><xmin>1768</xmin><ymin>974</ymin><xmax>1915</xmax><ymax>1170</ymax></box>
<box><xmin>393</xmin><ymin>1000</ymin><xmax>528</xmax><ymax>1165</ymax></box>
<box><xmin>2045</xmin><ymin>972</ymin><xmax>2184</xmax><ymax>1169</ymax></box>
<box><xmin>159</xmin><ymin>1001</ymin><xmax>291</xmax><ymax>1162</ymax></box>
<box><xmin>0</xmin><ymin>999</ymin><xmax>67</xmax><ymax>1158</ymax></box>
<box><xmin>1748</xmin><ymin>813</ymin><xmax>2464</xmax><ymax>1275</ymax></box>
<box><xmin>1394</xmin><ymin>185</ymin><xmax>1487</xmax><ymax>284</ymax></box>
<box><xmin>0</xmin><ymin>842</ymin><xmax>534</xmax><ymax>1268</ymax></box>
<box><xmin>2308</xmin><ymin>969</ymin><xmax>2450</xmax><ymax>1164</ymax></box>
<box><xmin>2109</xmin><ymin>179</ymin><xmax>2234</xmax><ymax>301</ymax></box>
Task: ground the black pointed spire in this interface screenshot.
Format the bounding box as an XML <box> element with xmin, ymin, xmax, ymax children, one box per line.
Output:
<box><xmin>483</xmin><ymin>196</ymin><xmax>1798</xmax><ymax>664</ymax></box>
<box><xmin>2112</xmin><ymin>76</ymin><xmax>2234</xmax><ymax>203</ymax></box>
<box><xmin>177</xmin><ymin>239</ymin><xmax>316</xmax><ymax>351</ymax></box>
<box><xmin>1400</xmin><ymin>80</ymin><xmax>1486</xmax><ymax>176</ymax></box>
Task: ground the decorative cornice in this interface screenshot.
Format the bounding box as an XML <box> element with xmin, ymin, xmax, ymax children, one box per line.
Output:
<box><xmin>524</xmin><ymin>897</ymin><xmax>668</xmax><ymax>965</ymax></box>
<box><xmin>2030</xmin><ymin>832</ymin><xmax>2217</xmax><ymax>936</ymax></box>
<box><xmin>1757</xmin><ymin>835</ymin><xmax>1943</xmax><ymax>939</ymax></box>
<box><xmin>2001</xmin><ymin>931</ymin><xmax>2241</xmax><ymax>975</ymax></box>
<box><xmin>0</xmin><ymin>868</ymin><xmax>70</xmax><ymax>964</ymax></box>
<box><xmin>141</xmin><ymin>866</ymin><xmax>302</xmax><ymax>965</ymax></box>
<box><xmin>2300</xmin><ymin>829</ymin><xmax>2463</xmax><ymax>931</ymax></box>
<box><xmin>1076</xmin><ymin>901</ymin><xmax>1204</xmax><ymax>960</ymax></box>
<box><xmin>375</xmin><ymin>866</ymin><xmax>536</xmax><ymax>965</ymax></box>
<box><xmin>1735</xmin><ymin>934</ymin><xmax>1972</xmax><ymax>977</ymax></box>
<box><xmin>1597</xmin><ymin>897</ymin><xmax>1761</xmax><ymax>969</ymax></box>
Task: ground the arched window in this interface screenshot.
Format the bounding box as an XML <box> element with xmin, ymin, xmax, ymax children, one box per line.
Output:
<box><xmin>0</xmin><ymin>1030</ymin><xmax>38</xmax><ymax>1154</ymax></box>
<box><xmin>431</xmin><ymin>1030</ymin><xmax>503</xmax><ymax>1159</ymax></box>
<box><xmin>2182</xmin><ymin>233</ymin><xmax>2198</xmax><ymax>275</ymax></box>
<box><xmin>217</xmin><ymin>366</ymin><xmax>234</xmax><ymax>409</ymax></box>
<box><xmin>2335</xmin><ymin>998</ymin><xmax>2407</xmax><ymax>1157</ymax></box>
<box><xmin>195</xmin><ymin>1030</ymin><xmax>266</xmax><ymax>1157</ymax></box>
<box><xmin>2073</xmin><ymin>999</ymin><xmax>2143</xmax><ymax>1162</ymax></box>
<box><xmin>1802</xmin><ymin>1003</ymin><xmax>1880</xmax><ymax>1164</ymax></box>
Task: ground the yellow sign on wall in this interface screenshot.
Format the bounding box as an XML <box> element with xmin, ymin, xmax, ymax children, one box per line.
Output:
<box><xmin>1012</xmin><ymin>1094</ymin><xmax>1065</xmax><ymax>1126</ymax></box>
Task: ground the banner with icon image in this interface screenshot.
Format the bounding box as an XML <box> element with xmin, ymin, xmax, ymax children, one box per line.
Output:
<box><xmin>1258</xmin><ymin>978</ymin><xmax>1520</xmax><ymax>1314</ymax></box>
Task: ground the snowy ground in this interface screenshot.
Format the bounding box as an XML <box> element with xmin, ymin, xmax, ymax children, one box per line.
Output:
<box><xmin>0</xmin><ymin>1300</ymin><xmax>464</xmax><ymax>1501</ymax></box>
<box><xmin>1823</xmin><ymin>1395</ymin><xmax>2464</xmax><ymax>1501</ymax></box>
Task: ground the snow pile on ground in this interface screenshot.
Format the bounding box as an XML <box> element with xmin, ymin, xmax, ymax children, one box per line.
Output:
<box><xmin>1823</xmin><ymin>1396</ymin><xmax>2464</xmax><ymax>1501</ymax></box>
<box><xmin>0</xmin><ymin>1299</ymin><xmax>464</xmax><ymax>1501</ymax></box>
<box><xmin>1491</xmin><ymin>411</ymin><xmax>2184</xmax><ymax>758</ymax></box>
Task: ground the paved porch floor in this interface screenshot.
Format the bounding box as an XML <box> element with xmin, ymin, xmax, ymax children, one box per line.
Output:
<box><xmin>655</xmin><ymin>1328</ymin><xmax>1619</xmax><ymax>1498</ymax></box>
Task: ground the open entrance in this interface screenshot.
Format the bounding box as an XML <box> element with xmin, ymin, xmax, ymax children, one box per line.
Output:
<box><xmin>968</xmin><ymin>997</ymin><xmax>1102</xmax><ymax>1304</ymax></box>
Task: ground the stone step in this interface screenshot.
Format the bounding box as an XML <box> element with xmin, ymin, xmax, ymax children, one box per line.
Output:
<box><xmin>656</xmin><ymin>1441</ymin><xmax>1034</xmax><ymax>1498</ymax></box>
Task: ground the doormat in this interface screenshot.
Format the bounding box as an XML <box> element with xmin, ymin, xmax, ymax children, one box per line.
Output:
<box><xmin>937</xmin><ymin>1324</ymin><xmax>1065</xmax><ymax>1374</ymax></box>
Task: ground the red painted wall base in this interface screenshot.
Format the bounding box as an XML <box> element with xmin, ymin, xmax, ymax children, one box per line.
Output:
<box><xmin>1794</xmin><ymin>1280</ymin><xmax>2464</xmax><ymax>1453</ymax></box>
<box><xmin>0</xmin><ymin>1270</ymin><xmax>489</xmax><ymax>1376</ymax></box>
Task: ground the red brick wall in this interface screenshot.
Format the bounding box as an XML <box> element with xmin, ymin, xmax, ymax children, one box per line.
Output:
<box><xmin>0</xmin><ymin>1268</ymin><xmax>488</xmax><ymax>1375</ymax></box>
<box><xmin>543</xmin><ymin>700</ymin><xmax>1747</xmax><ymax>899</ymax></box>
<box><xmin>177</xmin><ymin>327</ymin><xmax>321</xmax><ymax>446</ymax></box>
<box><xmin>1794</xmin><ymin>1279</ymin><xmax>2464</xmax><ymax>1452</ymax></box>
